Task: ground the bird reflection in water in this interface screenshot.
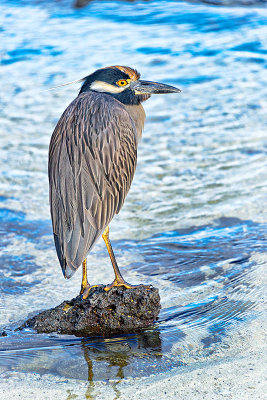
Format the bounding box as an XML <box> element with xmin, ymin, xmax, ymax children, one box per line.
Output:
<box><xmin>68</xmin><ymin>330</ymin><xmax>163</xmax><ymax>399</ymax></box>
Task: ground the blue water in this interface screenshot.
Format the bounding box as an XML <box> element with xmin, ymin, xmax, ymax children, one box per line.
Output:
<box><xmin>0</xmin><ymin>0</ymin><xmax>266</xmax><ymax>397</ymax></box>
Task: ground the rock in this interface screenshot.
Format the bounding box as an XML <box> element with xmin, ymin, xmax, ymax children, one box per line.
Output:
<box><xmin>19</xmin><ymin>285</ymin><xmax>160</xmax><ymax>337</ymax></box>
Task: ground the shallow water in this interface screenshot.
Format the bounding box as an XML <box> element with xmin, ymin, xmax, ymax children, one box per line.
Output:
<box><xmin>0</xmin><ymin>0</ymin><xmax>266</xmax><ymax>397</ymax></box>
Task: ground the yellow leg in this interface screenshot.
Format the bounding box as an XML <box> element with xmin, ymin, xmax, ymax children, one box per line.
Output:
<box><xmin>80</xmin><ymin>259</ymin><xmax>101</xmax><ymax>299</ymax></box>
<box><xmin>80</xmin><ymin>259</ymin><xmax>90</xmax><ymax>298</ymax></box>
<box><xmin>102</xmin><ymin>226</ymin><xmax>141</xmax><ymax>292</ymax></box>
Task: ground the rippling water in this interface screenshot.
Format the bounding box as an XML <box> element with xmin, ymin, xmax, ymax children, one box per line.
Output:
<box><xmin>0</xmin><ymin>0</ymin><xmax>266</xmax><ymax>398</ymax></box>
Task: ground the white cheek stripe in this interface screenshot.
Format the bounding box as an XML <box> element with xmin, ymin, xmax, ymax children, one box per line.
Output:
<box><xmin>90</xmin><ymin>81</ymin><xmax>128</xmax><ymax>93</ymax></box>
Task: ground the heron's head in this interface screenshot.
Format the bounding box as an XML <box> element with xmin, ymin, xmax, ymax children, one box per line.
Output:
<box><xmin>79</xmin><ymin>65</ymin><xmax>181</xmax><ymax>105</ymax></box>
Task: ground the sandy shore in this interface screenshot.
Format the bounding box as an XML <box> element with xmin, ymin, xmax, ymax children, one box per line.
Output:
<box><xmin>0</xmin><ymin>353</ymin><xmax>264</xmax><ymax>400</ymax></box>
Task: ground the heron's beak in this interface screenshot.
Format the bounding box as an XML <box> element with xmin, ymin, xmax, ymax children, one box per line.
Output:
<box><xmin>131</xmin><ymin>80</ymin><xmax>181</xmax><ymax>95</ymax></box>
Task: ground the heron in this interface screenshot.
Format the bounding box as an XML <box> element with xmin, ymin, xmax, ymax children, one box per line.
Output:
<box><xmin>49</xmin><ymin>65</ymin><xmax>181</xmax><ymax>299</ymax></box>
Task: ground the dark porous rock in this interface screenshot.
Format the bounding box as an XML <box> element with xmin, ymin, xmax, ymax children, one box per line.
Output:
<box><xmin>19</xmin><ymin>285</ymin><xmax>160</xmax><ymax>337</ymax></box>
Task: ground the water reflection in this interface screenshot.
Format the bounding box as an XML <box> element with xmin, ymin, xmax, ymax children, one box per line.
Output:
<box><xmin>0</xmin><ymin>323</ymin><xmax>188</xmax><ymax>378</ymax></box>
<box><xmin>81</xmin><ymin>332</ymin><xmax>163</xmax><ymax>381</ymax></box>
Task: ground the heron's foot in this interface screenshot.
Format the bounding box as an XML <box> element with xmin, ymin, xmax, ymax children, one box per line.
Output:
<box><xmin>104</xmin><ymin>278</ymin><xmax>151</xmax><ymax>292</ymax></box>
<box><xmin>80</xmin><ymin>284</ymin><xmax>103</xmax><ymax>300</ymax></box>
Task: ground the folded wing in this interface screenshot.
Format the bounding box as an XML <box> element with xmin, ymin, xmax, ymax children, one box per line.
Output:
<box><xmin>48</xmin><ymin>92</ymin><xmax>137</xmax><ymax>278</ymax></box>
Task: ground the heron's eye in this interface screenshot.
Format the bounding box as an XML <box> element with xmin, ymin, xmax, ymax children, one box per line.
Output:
<box><xmin>117</xmin><ymin>80</ymin><xmax>128</xmax><ymax>87</ymax></box>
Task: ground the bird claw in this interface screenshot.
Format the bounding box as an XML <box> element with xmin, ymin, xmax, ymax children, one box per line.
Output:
<box><xmin>80</xmin><ymin>284</ymin><xmax>104</xmax><ymax>299</ymax></box>
<box><xmin>104</xmin><ymin>280</ymin><xmax>151</xmax><ymax>292</ymax></box>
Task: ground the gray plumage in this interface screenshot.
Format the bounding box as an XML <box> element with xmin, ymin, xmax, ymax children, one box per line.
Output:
<box><xmin>48</xmin><ymin>65</ymin><xmax>180</xmax><ymax>286</ymax></box>
<box><xmin>49</xmin><ymin>92</ymin><xmax>138</xmax><ymax>278</ymax></box>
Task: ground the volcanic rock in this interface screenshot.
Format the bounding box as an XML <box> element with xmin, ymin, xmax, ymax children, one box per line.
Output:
<box><xmin>19</xmin><ymin>285</ymin><xmax>160</xmax><ymax>337</ymax></box>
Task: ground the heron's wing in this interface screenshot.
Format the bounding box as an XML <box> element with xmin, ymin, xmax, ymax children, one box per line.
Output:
<box><xmin>49</xmin><ymin>92</ymin><xmax>137</xmax><ymax>278</ymax></box>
